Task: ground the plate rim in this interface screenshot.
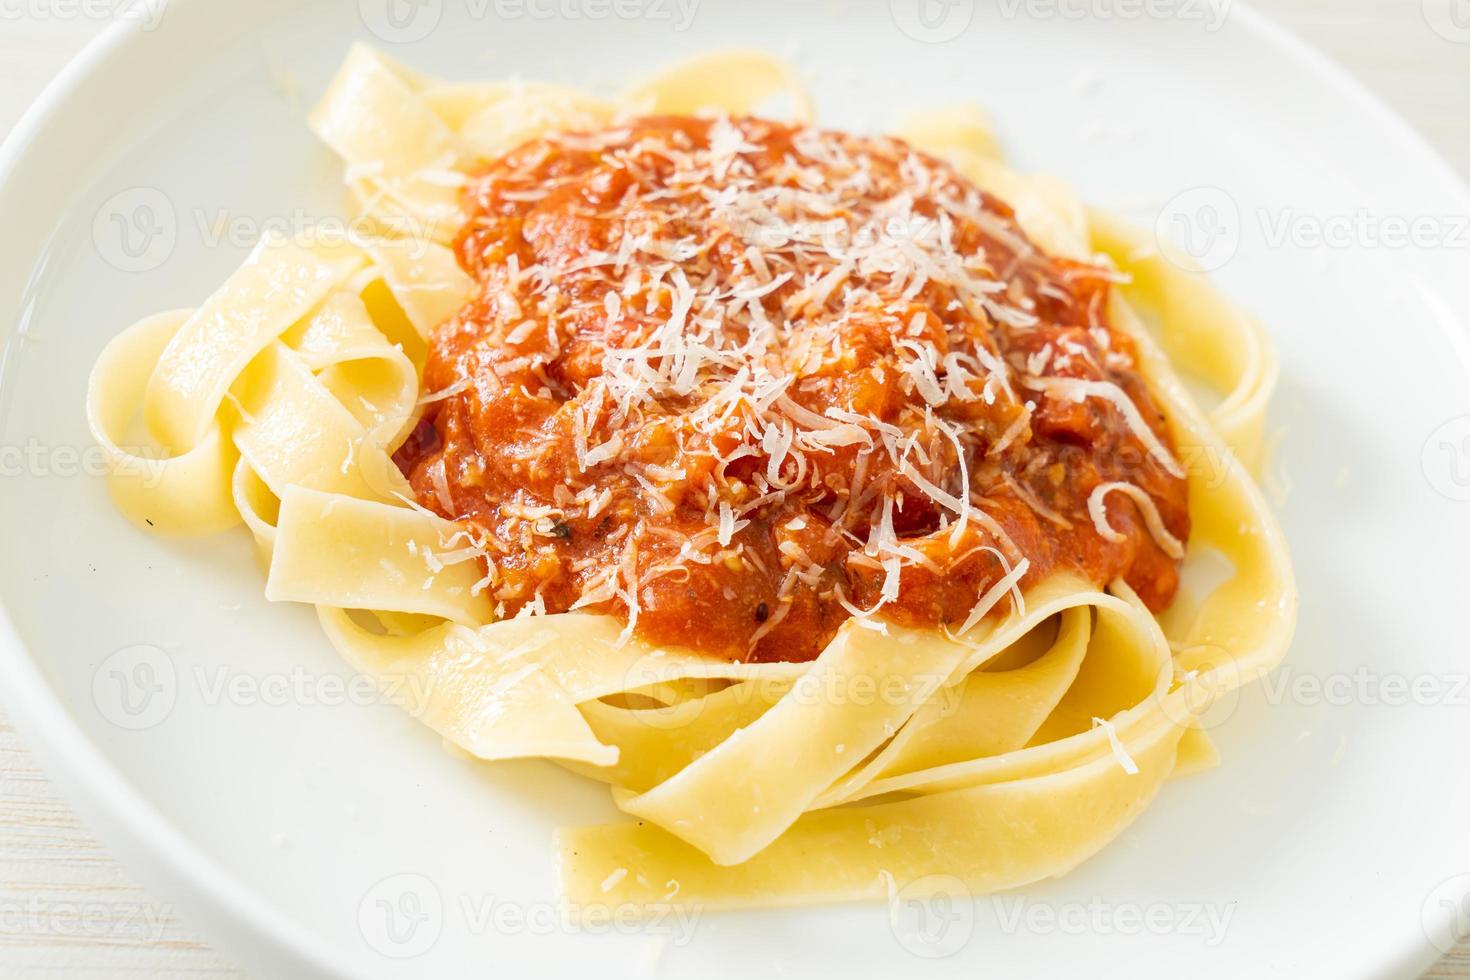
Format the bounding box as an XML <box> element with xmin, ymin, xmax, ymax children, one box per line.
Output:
<box><xmin>0</xmin><ymin>13</ymin><xmax>361</xmax><ymax>980</ymax></box>
<box><xmin>0</xmin><ymin>3</ymin><xmax>1465</xmax><ymax>977</ymax></box>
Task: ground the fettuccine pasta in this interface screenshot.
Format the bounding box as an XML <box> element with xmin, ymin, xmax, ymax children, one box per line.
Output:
<box><xmin>86</xmin><ymin>45</ymin><xmax>1295</xmax><ymax>915</ymax></box>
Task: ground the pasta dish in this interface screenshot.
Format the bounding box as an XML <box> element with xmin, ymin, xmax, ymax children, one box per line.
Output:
<box><xmin>86</xmin><ymin>46</ymin><xmax>1295</xmax><ymax>911</ymax></box>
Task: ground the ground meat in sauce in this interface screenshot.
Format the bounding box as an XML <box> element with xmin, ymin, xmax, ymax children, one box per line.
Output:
<box><xmin>395</xmin><ymin>115</ymin><xmax>1190</xmax><ymax>663</ymax></box>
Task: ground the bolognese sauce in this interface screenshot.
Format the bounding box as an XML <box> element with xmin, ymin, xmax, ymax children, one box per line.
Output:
<box><xmin>394</xmin><ymin>115</ymin><xmax>1189</xmax><ymax>663</ymax></box>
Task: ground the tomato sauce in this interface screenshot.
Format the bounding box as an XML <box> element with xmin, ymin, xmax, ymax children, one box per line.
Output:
<box><xmin>396</xmin><ymin>116</ymin><xmax>1188</xmax><ymax>662</ymax></box>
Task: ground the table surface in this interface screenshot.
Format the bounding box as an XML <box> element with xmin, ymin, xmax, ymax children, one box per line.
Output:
<box><xmin>2</xmin><ymin>3</ymin><xmax>1468</xmax><ymax>977</ymax></box>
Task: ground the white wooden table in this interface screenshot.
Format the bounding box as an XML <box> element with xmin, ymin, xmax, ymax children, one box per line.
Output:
<box><xmin>2</xmin><ymin>3</ymin><xmax>1468</xmax><ymax>976</ymax></box>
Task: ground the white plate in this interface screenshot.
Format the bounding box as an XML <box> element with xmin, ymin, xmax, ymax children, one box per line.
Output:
<box><xmin>2</xmin><ymin>1</ymin><xmax>1469</xmax><ymax>977</ymax></box>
